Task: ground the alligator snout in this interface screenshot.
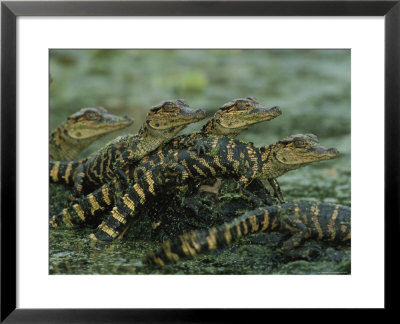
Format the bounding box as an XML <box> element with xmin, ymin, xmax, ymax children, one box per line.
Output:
<box><xmin>327</xmin><ymin>148</ymin><xmax>340</xmax><ymax>156</ymax></box>
<box><xmin>269</xmin><ymin>106</ymin><xmax>282</xmax><ymax>116</ymax></box>
<box><xmin>194</xmin><ymin>109</ymin><xmax>207</xmax><ymax>117</ymax></box>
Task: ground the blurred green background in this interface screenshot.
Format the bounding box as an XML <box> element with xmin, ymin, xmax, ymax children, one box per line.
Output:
<box><xmin>49</xmin><ymin>49</ymin><xmax>351</xmax><ymax>274</ymax></box>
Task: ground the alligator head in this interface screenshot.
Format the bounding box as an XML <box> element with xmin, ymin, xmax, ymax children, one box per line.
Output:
<box><xmin>203</xmin><ymin>97</ymin><xmax>282</xmax><ymax>137</ymax></box>
<box><xmin>50</xmin><ymin>106</ymin><xmax>134</xmax><ymax>160</ymax></box>
<box><xmin>261</xmin><ymin>134</ymin><xmax>340</xmax><ymax>179</ymax></box>
<box><xmin>143</xmin><ymin>99</ymin><xmax>207</xmax><ymax>138</ymax></box>
<box><xmin>65</xmin><ymin>106</ymin><xmax>134</xmax><ymax>140</ymax></box>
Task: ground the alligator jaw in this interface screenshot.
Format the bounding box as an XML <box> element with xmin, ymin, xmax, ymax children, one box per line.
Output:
<box><xmin>308</xmin><ymin>147</ymin><xmax>340</xmax><ymax>160</ymax></box>
<box><xmin>179</xmin><ymin>108</ymin><xmax>208</xmax><ymax>124</ymax></box>
<box><xmin>249</xmin><ymin>105</ymin><xmax>282</xmax><ymax>121</ymax></box>
<box><xmin>98</xmin><ymin>113</ymin><xmax>133</xmax><ymax>127</ymax></box>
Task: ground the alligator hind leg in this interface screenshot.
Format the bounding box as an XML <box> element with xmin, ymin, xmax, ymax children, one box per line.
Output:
<box><xmin>280</xmin><ymin>214</ymin><xmax>309</xmax><ymax>252</ymax></box>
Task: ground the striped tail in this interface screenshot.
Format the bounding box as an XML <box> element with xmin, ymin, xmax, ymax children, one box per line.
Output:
<box><xmin>90</xmin><ymin>166</ymin><xmax>167</xmax><ymax>242</ymax></box>
<box><xmin>143</xmin><ymin>201</ymin><xmax>351</xmax><ymax>267</ymax></box>
<box><xmin>49</xmin><ymin>159</ymin><xmax>84</xmax><ymax>185</ymax></box>
<box><xmin>49</xmin><ymin>179</ymin><xmax>120</xmax><ymax>228</ymax></box>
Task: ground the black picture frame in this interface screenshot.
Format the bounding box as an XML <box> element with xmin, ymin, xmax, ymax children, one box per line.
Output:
<box><xmin>1</xmin><ymin>0</ymin><xmax>398</xmax><ymax>321</ymax></box>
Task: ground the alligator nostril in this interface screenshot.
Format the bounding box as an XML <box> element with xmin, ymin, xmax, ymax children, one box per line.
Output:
<box><xmin>272</xmin><ymin>106</ymin><xmax>282</xmax><ymax>115</ymax></box>
<box><xmin>328</xmin><ymin>148</ymin><xmax>340</xmax><ymax>155</ymax></box>
<box><xmin>306</xmin><ymin>134</ymin><xmax>318</xmax><ymax>141</ymax></box>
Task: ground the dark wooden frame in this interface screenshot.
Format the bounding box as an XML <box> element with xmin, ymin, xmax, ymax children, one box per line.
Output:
<box><xmin>1</xmin><ymin>1</ymin><xmax>398</xmax><ymax>321</ymax></box>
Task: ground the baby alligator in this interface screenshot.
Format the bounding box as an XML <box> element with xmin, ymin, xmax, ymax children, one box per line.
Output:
<box><xmin>144</xmin><ymin>201</ymin><xmax>351</xmax><ymax>266</ymax></box>
<box><xmin>49</xmin><ymin>99</ymin><xmax>207</xmax><ymax>196</ymax></box>
<box><xmin>53</xmin><ymin>134</ymin><xmax>338</xmax><ymax>241</ymax></box>
<box><xmin>49</xmin><ymin>106</ymin><xmax>133</xmax><ymax>161</ymax></box>
<box><xmin>50</xmin><ymin>98</ymin><xmax>282</xmax><ymax>226</ymax></box>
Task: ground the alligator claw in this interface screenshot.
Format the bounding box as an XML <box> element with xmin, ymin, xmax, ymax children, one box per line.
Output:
<box><xmin>239</xmin><ymin>186</ymin><xmax>265</xmax><ymax>207</ymax></box>
<box><xmin>182</xmin><ymin>196</ymin><xmax>212</xmax><ymax>215</ymax></box>
<box><xmin>190</xmin><ymin>139</ymin><xmax>211</xmax><ymax>155</ymax></box>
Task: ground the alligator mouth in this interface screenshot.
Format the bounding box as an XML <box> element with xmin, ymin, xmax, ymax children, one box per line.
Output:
<box><xmin>178</xmin><ymin>108</ymin><xmax>208</xmax><ymax>123</ymax></box>
<box><xmin>98</xmin><ymin>114</ymin><xmax>134</xmax><ymax>127</ymax></box>
<box><xmin>308</xmin><ymin>147</ymin><xmax>340</xmax><ymax>159</ymax></box>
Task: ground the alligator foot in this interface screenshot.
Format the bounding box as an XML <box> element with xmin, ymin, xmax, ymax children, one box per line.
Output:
<box><xmin>239</xmin><ymin>186</ymin><xmax>265</xmax><ymax>207</ymax></box>
<box><xmin>189</xmin><ymin>139</ymin><xmax>212</xmax><ymax>155</ymax></box>
<box><xmin>182</xmin><ymin>196</ymin><xmax>213</xmax><ymax>215</ymax></box>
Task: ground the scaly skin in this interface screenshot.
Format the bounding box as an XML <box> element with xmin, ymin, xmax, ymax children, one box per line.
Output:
<box><xmin>49</xmin><ymin>107</ymin><xmax>134</xmax><ymax>161</ymax></box>
<box><xmin>49</xmin><ymin>99</ymin><xmax>207</xmax><ymax>196</ymax></box>
<box><xmin>144</xmin><ymin>201</ymin><xmax>351</xmax><ymax>266</ymax></box>
<box><xmin>49</xmin><ymin>134</ymin><xmax>339</xmax><ymax>242</ymax></box>
<box><xmin>115</xmin><ymin>97</ymin><xmax>281</xmax><ymax>179</ymax></box>
<box><xmin>51</xmin><ymin>98</ymin><xmax>281</xmax><ymax>227</ymax></box>
<box><xmin>90</xmin><ymin>134</ymin><xmax>339</xmax><ymax>242</ymax></box>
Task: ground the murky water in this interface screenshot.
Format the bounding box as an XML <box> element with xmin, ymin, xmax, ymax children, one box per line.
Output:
<box><xmin>49</xmin><ymin>49</ymin><xmax>351</xmax><ymax>274</ymax></box>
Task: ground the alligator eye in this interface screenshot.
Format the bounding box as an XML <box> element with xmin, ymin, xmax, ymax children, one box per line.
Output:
<box><xmin>294</xmin><ymin>140</ymin><xmax>307</xmax><ymax>147</ymax></box>
<box><xmin>85</xmin><ymin>111</ymin><xmax>99</xmax><ymax>120</ymax></box>
<box><xmin>162</xmin><ymin>103</ymin><xmax>177</xmax><ymax>112</ymax></box>
<box><xmin>236</xmin><ymin>101</ymin><xmax>247</xmax><ymax>109</ymax></box>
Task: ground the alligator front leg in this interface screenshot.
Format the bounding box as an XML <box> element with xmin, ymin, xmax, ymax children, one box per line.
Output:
<box><xmin>177</xmin><ymin>135</ymin><xmax>212</xmax><ymax>156</ymax></box>
<box><xmin>236</xmin><ymin>170</ymin><xmax>265</xmax><ymax>206</ymax></box>
<box><xmin>189</xmin><ymin>138</ymin><xmax>212</xmax><ymax>155</ymax></box>
<box><xmin>114</xmin><ymin>150</ymin><xmax>134</xmax><ymax>184</ymax></box>
<box><xmin>268</xmin><ymin>178</ymin><xmax>285</xmax><ymax>203</ymax></box>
